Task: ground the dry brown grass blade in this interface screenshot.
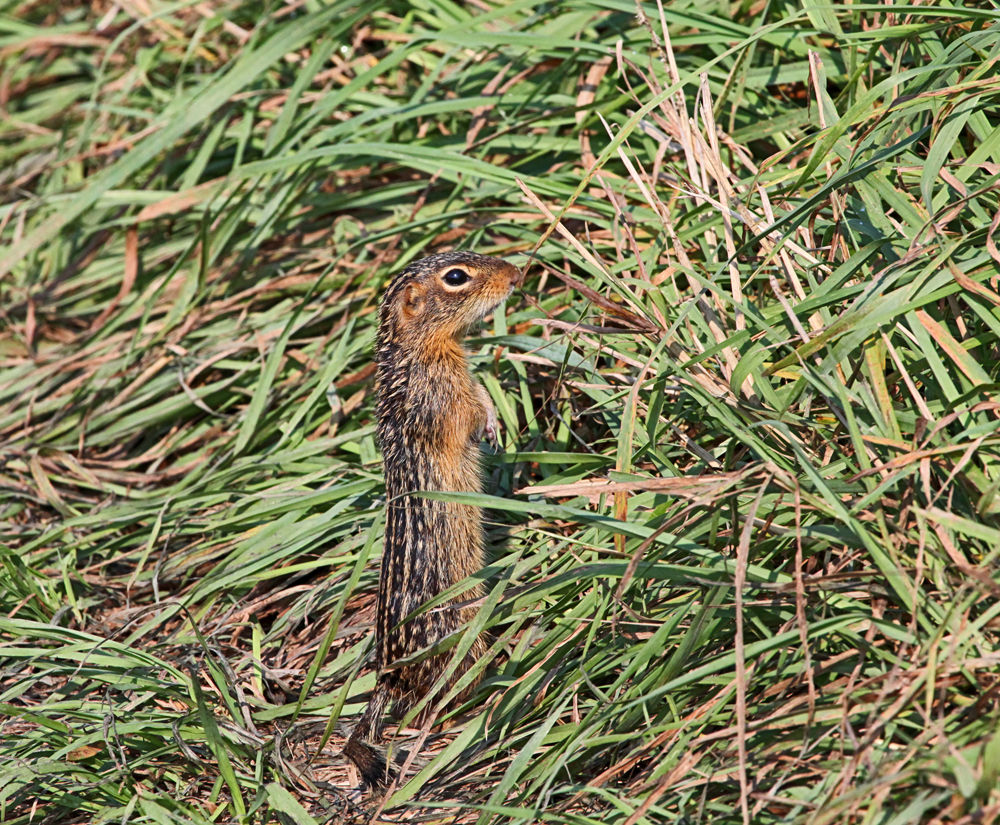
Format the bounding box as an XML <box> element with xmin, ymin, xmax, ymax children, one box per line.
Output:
<box><xmin>916</xmin><ymin>309</ymin><xmax>996</xmax><ymax>393</ymax></box>
<box><xmin>577</xmin><ymin>56</ymin><xmax>613</xmax><ymax>170</ymax></box>
<box><xmin>518</xmin><ymin>470</ymin><xmax>749</xmax><ymax>501</ymax></box>
<box><xmin>531</xmin><ymin>260</ymin><xmax>661</xmax><ymax>333</ymax></box>
<box><xmin>89</xmin><ymin>227</ymin><xmax>139</xmax><ymax>333</ymax></box>
<box><xmin>135</xmin><ymin>180</ymin><xmax>230</xmax><ymax>223</ymax></box>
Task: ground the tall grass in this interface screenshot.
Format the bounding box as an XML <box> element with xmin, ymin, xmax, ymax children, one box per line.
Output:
<box><xmin>2</xmin><ymin>1</ymin><xmax>999</xmax><ymax>823</ymax></box>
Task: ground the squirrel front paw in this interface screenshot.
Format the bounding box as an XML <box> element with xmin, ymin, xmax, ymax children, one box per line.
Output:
<box><xmin>484</xmin><ymin>408</ymin><xmax>499</xmax><ymax>448</ymax></box>
<box><xmin>476</xmin><ymin>383</ymin><xmax>499</xmax><ymax>448</ymax></box>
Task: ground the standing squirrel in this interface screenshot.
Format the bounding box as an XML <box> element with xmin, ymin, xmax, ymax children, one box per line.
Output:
<box><xmin>343</xmin><ymin>251</ymin><xmax>521</xmax><ymax>790</ymax></box>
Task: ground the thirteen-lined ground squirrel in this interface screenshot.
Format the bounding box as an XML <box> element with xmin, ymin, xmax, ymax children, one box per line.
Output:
<box><xmin>343</xmin><ymin>251</ymin><xmax>521</xmax><ymax>790</ymax></box>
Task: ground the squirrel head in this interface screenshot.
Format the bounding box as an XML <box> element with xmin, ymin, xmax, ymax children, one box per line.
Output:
<box><xmin>379</xmin><ymin>251</ymin><xmax>520</xmax><ymax>345</ymax></box>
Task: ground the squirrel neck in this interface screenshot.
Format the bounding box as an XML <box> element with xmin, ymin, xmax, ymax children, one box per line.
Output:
<box><xmin>375</xmin><ymin>320</ymin><xmax>480</xmax><ymax>497</ymax></box>
<box><xmin>376</xmin><ymin>322</ymin><xmax>471</xmax><ymax>397</ymax></box>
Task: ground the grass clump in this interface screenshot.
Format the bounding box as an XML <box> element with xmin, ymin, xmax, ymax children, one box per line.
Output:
<box><xmin>2</xmin><ymin>1</ymin><xmax>1000</xmax><ymax>823</ymax></box>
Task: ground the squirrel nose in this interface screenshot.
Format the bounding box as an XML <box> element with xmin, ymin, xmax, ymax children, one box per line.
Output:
<box><xmin>512</xmin><ymin>262</ymin><xmax>526</xmax><ymax>288</ymax></box>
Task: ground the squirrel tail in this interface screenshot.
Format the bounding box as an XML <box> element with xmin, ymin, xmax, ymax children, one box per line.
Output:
<box><xmin>343</xmin><ymin>680</ymin><xmax>396</xmax><ymax>789</ymax></box>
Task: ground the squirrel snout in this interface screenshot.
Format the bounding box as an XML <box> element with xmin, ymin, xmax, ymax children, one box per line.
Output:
<box><xmin>510</xmin><ymin>262</ymin><xmax>526</xmax><ymax>289</ymax></box>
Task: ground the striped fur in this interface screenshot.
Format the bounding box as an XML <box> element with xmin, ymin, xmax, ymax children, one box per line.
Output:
<box><xmin>344</xmin><ymin>252</ymin><xmax>519</xmax><ymax>789</ymax></box>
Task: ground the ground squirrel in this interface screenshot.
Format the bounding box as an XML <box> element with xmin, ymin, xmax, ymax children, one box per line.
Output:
<box><xmin>343</xmin><ymin>251</ymin><xmax>521</xmax><ymax>790</ymax></box>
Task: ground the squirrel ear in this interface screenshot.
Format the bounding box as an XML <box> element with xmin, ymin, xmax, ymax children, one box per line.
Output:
<box><xmin>399</xmin><ymin>282</ymin><xmax>425</xmax><ymax>318</ymax></box>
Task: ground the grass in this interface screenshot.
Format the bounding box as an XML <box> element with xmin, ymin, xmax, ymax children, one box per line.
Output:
<box><xmin>2</xmin><ymin>0</ymin><xmax>1000</xmax><ymax>823</ymax></box>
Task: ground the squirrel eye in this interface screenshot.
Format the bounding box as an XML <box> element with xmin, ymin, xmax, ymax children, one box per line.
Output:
<box><xmin>443</xmin><ymin>268</ymin><xmax>470</xmax><ymax>286</ymax></box>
